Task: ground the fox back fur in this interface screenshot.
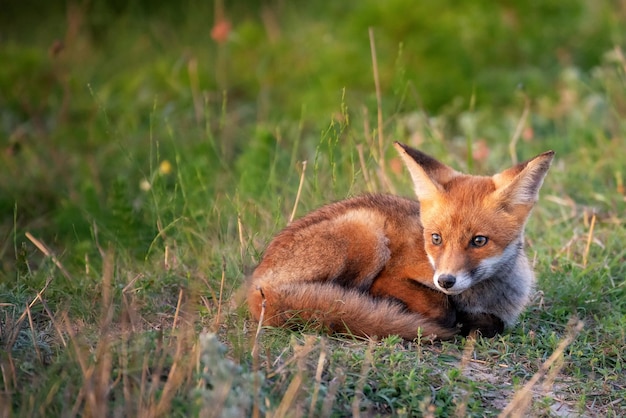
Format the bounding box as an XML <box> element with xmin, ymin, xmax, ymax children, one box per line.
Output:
<box><xmin>247</xmin><ymin>142</ymin><xmax>554</xmax><ymax>340</ymax></box>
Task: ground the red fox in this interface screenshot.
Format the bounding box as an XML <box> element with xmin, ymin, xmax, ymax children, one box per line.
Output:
<box><xmin>247</xmin><ymin>142</ymin><xmax>554</xmax><ymax>340</ymax></box>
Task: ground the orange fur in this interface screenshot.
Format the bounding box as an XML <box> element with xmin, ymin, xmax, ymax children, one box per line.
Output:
<box><xmin>248</xmin><ymin>194</ymin><xmax>456</xmax><ymax>339</ymax></box>
<box><xmin>247</xmin><ymin>143</ymin><xmax>554</xmax><ymax>340</ymax></box>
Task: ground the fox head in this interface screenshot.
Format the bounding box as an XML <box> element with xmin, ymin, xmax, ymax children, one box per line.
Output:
<box><xmin>394</xmin><ymin>142</ymin><xmax>554</xmax><ymax>295</ymax></box>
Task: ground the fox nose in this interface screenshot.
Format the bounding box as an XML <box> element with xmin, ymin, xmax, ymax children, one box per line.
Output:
<box><xmin>438</xmin><ymin>274</ymin><xmax>456</xmax><ymax>289</ymax></box>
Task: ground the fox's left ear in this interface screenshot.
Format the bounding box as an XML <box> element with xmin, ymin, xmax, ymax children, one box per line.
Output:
<box><xmin>492</xmin><ymin>151</ymin><xmax>555</xmax><ymax>206</ymax></box>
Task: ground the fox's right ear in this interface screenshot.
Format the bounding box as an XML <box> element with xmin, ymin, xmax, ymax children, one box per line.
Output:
<box><xmin>393</xmin><ymin>142</ymin><xmax>459</xmax><ymax>201</ymax></box>
<box><xmin>492</xmin><ymin>150</ymin><xmax>555</xmax><ymax>207</ymax></box>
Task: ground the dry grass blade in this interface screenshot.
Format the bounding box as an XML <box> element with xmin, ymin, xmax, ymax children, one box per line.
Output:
<box><xmin>25</xmin><ymin>232</ymin><xmax>72</xmax><ymax>281</ymax></box>
<box><xmin>368</xmin><ymin>28</ymin><xmax>395</xmax><ymax>194</ymax></box>
<box><xmin>273</xmin><ymin>373</ymin><xmax>303</xmax><ymax>418</ymax></box>
<box><xmin>63</xmin><ymin>311</ymin><xmax>91</xmax><ymax>417</ymax></box>
<box><xmin>101</xmin><ymin>248</ymin><xmax>115</xmax><ymax>327</ymax></box>
<box><xmin>212</xmin><ymin>257</ymin><xmax>226</xmax><ymax>332</ymax></box>
<box><xmin>6</xmin><ymin>275</ymin><xmax>54</xmax><ymax>351</ymax></box>
<box><xmin>153</xmin><ymin>335</ymin><xmax>189</xmax><ymax>417</ymax></box>
<box><xmin>499</xmin><ymin>318</ymin><xmax>584</xmax><ymax>418</ymax></box>
<box><xmin>24</xmin><ymin>304</ymin><xmax>43</xmax><ymax>363</ymax></box>
<box><xmin>308</xmin><ymin>339</ymin><xmax>327</xmax><ymax>418</ymax></box>
<box><xmin>0</xmin><ymin>357</ymin><xmax>16</xmax><ymax>417</ymax></box>
<box><xmin>251</xmin><ymin>289</ymin><xmax>267</xmax><ymax>418</ymax></box>
<box><xmin>238</xmin><ymin>215</ymin><xmax>245</xmax><ymax>264</ymax></box>
<box><xmin>121</xmin><ymin>282</ymin><xmax>133</xmax><ymax>417</ymax></box>
<box><xmin>6</xmin><ymin>233</ymin><xmax>71</xmax><ymax>355</ymax></box>
<box><xmin>4</xmin><ymin>232</ymin><xmax>73</xmax><ymax>360</ymax></box>
<box><xmin>289</xmin><ymin>160</ymin><xmax>308</xmax><ymax>224</ymax></box>
<box><xmin>368</xmin><ymin>27</ymin><xmax>384</xmax><ymax>167</ymax></box>
<box><xmin>81</xmin><ymin>247</ymin><xmax>116</xmax><ymax>418</ymax></box>
<box><xmin>139</xmin><ymin>348</ymin><xmax>151</xmax><ymax>415</ymax></box>
<box><xmin>172</xmin><ymin>287</ymin><xmax>184</xmax><ymax>332</ymax></box>
<box><xmin>251</xmin><ymin>288</ymin><xmax>267</xmax><ymax>360</ymax></box>
<box><xmin>39</xmin><ymin>298</ymin><xmax>67</xmax><ymax>348</ymax></box>
<box><xmin>582</xmin><ymin>213</ymin><xmax>596</xmax><ymax>268</ymax></box>
<box><xmin>356</xmin><ymin>144</ymin><xmax>375</xmax><ymax>193</ymax></box>
<box><xmin>508</xmin><ymin>94</ymin><xmax>530</xmax><ymax>165</ymax></box>
<box><xmin>455</xmin><ymin>337</ymin><xmax>476</xmax><ymax>418</ymax></box>
<box><xmin>321</xmin><ymin>368</ymin><xmax>345</xmax><ymax>417</ymax></box>
<box><xmin>273</xmin><ymin>336</ymin><xmax>317</xmax><ymax>418</ymax></box>
<box><xmin>352</xmin><ymin>340</ymin><xmax>375</xmax><ymax>417</ymax></box>
<box><xmin>152</xmin><ymin>292</ymin><xmax>195</xmax><ymax>417</ymax></box>
<box><xmin>91</xmin><ymin>334</ymin><xmax>113</xmax><ymax>418</ymax></box>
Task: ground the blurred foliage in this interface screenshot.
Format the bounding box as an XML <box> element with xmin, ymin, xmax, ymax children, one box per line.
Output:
<box><xmin>0</xmin><ymin>0</ymin><xmax>624</xmax><ymax>270</ymax></box>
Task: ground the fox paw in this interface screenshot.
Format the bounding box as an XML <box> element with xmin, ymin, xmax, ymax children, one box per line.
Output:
<box><xmin>457</xmin><ymin>312</ymin><xmax>504</xmax><ymax>338</ymax></box>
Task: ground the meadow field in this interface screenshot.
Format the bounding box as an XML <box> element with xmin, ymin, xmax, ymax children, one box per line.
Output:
<box><xmin>1</xmin><ymin>1</ymin><xmax>625</xmax><ymax>416</ymax></box>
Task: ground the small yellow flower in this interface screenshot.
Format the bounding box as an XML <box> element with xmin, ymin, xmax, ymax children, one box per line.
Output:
<box><xmin>159</xmin><ymin>160</ymin><xmax>173</xmax><ymax>175</ymax></box>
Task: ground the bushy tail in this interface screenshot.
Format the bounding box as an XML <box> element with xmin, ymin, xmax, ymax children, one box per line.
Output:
<box><xmin>247</xmin><ymin>281</ymin><xmax>458</xmax><ymax>340</ymax></box>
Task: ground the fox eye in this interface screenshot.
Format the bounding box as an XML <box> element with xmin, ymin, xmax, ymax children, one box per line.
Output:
<box><xmin>432</xmin><ymin>234</ymin><xmax>442</xmax><ymax>245</ymax></box>
<box><xmin>471</xmin><ymin>236</ymin><xmax>488</xmax><ymax>247</ymax></box>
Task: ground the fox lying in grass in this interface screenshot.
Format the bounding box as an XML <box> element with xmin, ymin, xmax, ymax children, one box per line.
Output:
<box><xmin>247</xmin><ymin>142</ymin><xmax>554</xmax><ymax>340</ymax></box>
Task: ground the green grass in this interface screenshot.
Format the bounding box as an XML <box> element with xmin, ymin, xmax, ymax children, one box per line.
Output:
<box><xmin>1</xmin><ymin>1</ymin><xmax>626</xmax><ymax>416</ymax></box>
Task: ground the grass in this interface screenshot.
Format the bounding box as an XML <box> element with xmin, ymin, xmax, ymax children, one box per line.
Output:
<box><xmin>1</xmin><ymin>1</ymin><xmax>626</xmax><ymax>416</ymax></box>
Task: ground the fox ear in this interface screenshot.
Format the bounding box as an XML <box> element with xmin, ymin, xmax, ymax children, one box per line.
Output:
<box><xmin>492</xmin><ymin>150</ymin><xmax>555</xmax><ymax>206</ymax></box>
<box><xmin>393</xmin><ymin>142</ymin><xmax>459</xmax><ymax>201</ymax></box>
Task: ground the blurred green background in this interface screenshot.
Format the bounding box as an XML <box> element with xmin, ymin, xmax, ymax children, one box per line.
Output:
<box><xmin>2</xmin><ymin>0</ymin><xmax>625</xmax><ymax>280</ymax></box>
